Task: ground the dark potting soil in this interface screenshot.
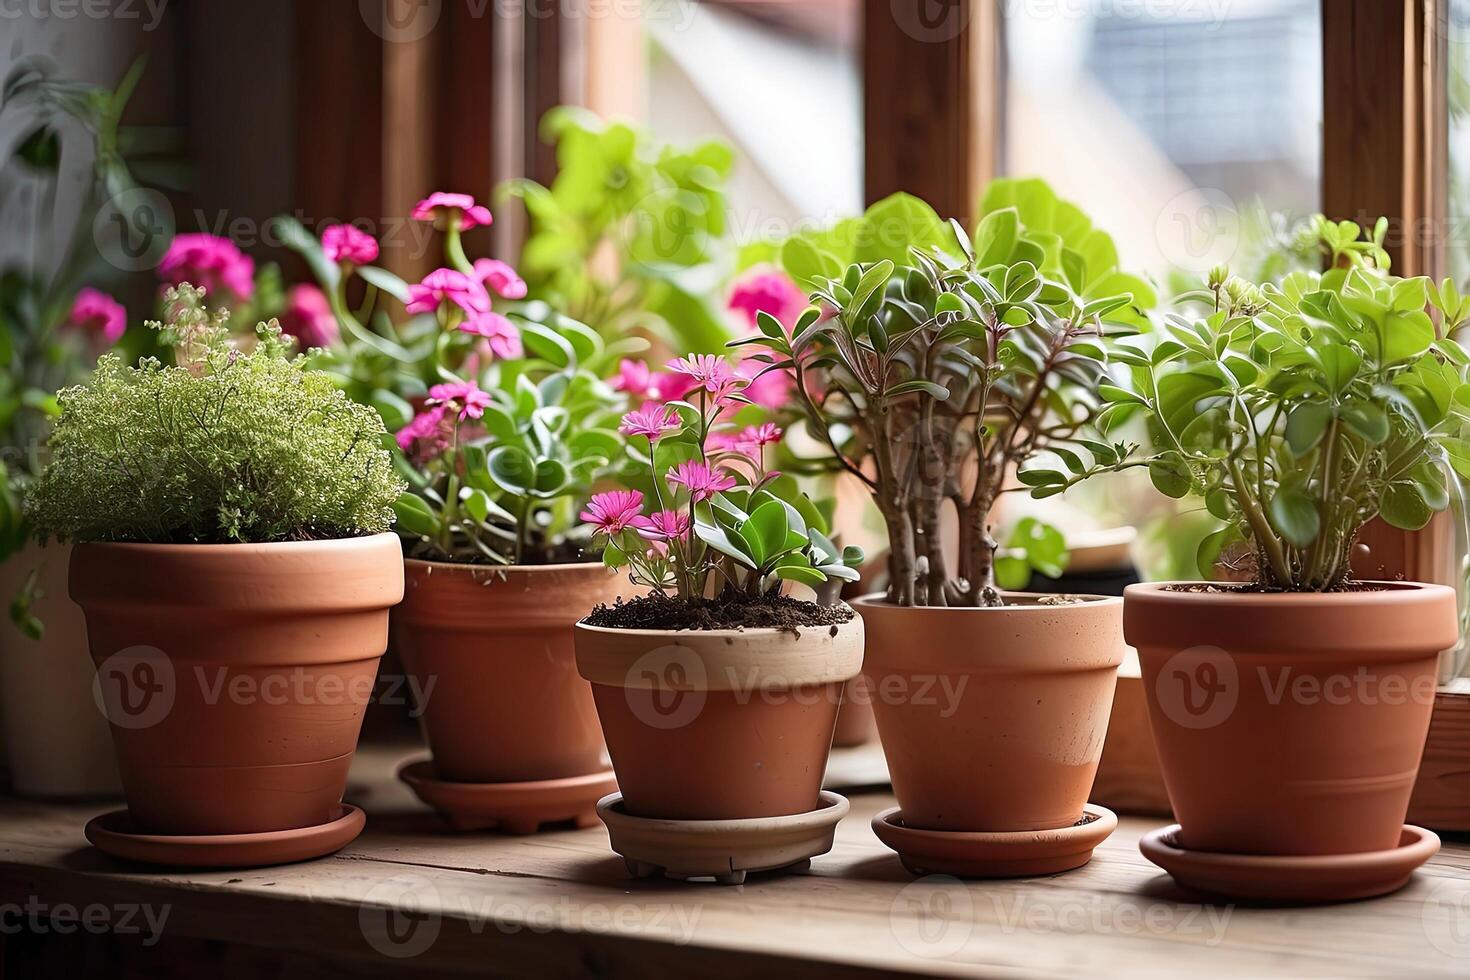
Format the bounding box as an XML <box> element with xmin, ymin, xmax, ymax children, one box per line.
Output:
<box><xmin>583</xmin><ymin>591</ymin><xmax>856</xmax><ymax>634</ymax></box>
<box><xmin>1160</xmin><ymin>581</ymin><xmax>1390</xmax><ymax>595</ymax></box>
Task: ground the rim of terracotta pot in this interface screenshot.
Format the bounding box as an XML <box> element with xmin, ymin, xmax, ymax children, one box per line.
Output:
<box><xmin>852</xmin><ymin>590</ymin><xmax>1124</xmax><ymax>673</ymax></box>
<box><xmin>1124</xmin><ymin>580</ymin><xmax>1459</xmax><ymax>656</ymax></box>
<box><xmin>71</xmin><ymin>532</ymin><xmax>404</xmax><ymax>611</ymax></box>
<box><xmin>573</xmin><ymin>616</ymin><xmax>865</xmax><ymax>691</ymax></box>
<box><xmin>851</xmin><ymin>591</ymin><xmax>1122</xmax><ymax>613</ymax></box>
<box><xmin>404</xmin><ymin>557</ymin><xmax>612</xmax><ymax>575</ymax></box>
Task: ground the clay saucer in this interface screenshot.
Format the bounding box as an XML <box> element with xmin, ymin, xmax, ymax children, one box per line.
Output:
<box><xmin>872</xmin><ymin>804</ymin><xmax>1118</xmax><ymax>878</ymax></box>
<box><xmin>399</xmin><ymin>759</ymin><xmax>616</xmax><ymax>834</ymax></box>
<box><xmin>85</xmin><ymin>805</ymin><xmax>365</xmax><ymax>868</ymax></box>
<box><xmin>597</xmin><ymin>790</ymin><xmax>849</xmax><ymax>885</ymax></box>
<box><xmin>1139</xmin><ymin>824</ymin><xmax>1440</xmax><ymax>903</ymax></box>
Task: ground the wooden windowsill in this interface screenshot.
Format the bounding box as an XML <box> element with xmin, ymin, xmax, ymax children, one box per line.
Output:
<box><xmin>0</xmin><ymin>742</ymin><xmax>1467</xmax><ymax>977</ymax></box>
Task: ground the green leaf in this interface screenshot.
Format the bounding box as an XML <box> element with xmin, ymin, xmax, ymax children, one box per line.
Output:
<box><xmin>1268</xmin><ymin>486</ymin><xmax>1320</xmax><ymax>547</ymax></box>
<box><xmin>1382</xmin><ymin>481</ymin><xmax>1434</xmax><ymax>530</ymax></box>
<box><xmin>739</xmin><ymin>500</ymin><xmax>790</xmax><ymax>566</ymax></box>
<box><xmin>393</xmin><ymin>493</ymin><xmax>440</xmax><ymax>537</ymax></box>
<box><xmin>1339</xmin><ymin>400</ymin><xmax>1389</xmax><ymax>444</ymax></box>
<box><xmin>487</xmin><ymin>446</ymin><xmax>535</xmax><ymax>494</ymax></box>
<box><xmin>356</xmin><ymin>265</ymin><xmax>412</xmax><ymax>304</ymax></box>
<box><xmin>1285</xmin><ymin>402</ymin><xmax>1333</xmax><ymax>455</ymax></box>
<box><xmin>1148</xmin><ymin>454</ymin><xmax>1192</xmax><ymax>499</ymax></box>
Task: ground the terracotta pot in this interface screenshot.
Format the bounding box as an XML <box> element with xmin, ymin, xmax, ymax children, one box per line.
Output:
<box><xmin>854</xmin><ymin>594</ymin><xmax>1124</xmax><ymax>832</ymax></box>
<box><xmin>574</xmin><ymin>618</ymin><xmax>864</xmax><ymax>820</ymax></box>
<box><xmin>70</xmin><ymin>534</ymin><xmax>404</xmax><ymax>836</ymax></box>
<box><xmin>831</xmin><ymin>676</ymin><xmax>878</xmax><ymax>747</ymax></box>
<box><xmin>0</xmin><ymin>544</ymin><xmax>121</xmax><ymax>799</ymax></box>
<box><xmin>1125</xmin><ymin>581</ymin><xmax>1456</xmax><ymax>856</ymax></box>
<box><xmin>394</xmin><ymin>560</ymin><xmax>625</xmax><ymax>783</ymax></box>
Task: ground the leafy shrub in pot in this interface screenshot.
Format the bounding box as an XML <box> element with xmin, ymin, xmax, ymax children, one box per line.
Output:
<box><xmin>575</xmin><ymin>356</ymin><xmax>865</xmax><ymax>820</ymax></box>
<box><xmin>30</xmin><ymin>286</ymin><xmax>405</xmax><ymax>836</ymax></box>
<box><xmin>1032</xmin><ymin>246</ymin><xmax>1469</xmax><ymax>857</ymax></box>
<box><xmin>737</xmin><ymin>182</ymin><xmax>1147</xmax><ymax>836</ymax></box>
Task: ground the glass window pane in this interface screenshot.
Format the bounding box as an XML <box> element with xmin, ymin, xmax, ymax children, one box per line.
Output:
<box><xmin>1448</xmin><ymin>0</ymin><xmax>1470</xmax><ymax>283</ymax></box>
<box><xmin>1002</xmin><ymin>0</ymin><xmax>1322</xmax><ymax>290</ymax></box>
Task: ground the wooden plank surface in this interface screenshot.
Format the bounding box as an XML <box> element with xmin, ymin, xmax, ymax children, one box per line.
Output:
<box><xmin>0</xmin><ymin>742</ymin><xmax>1467</xmax><ymax>978</ymax></box>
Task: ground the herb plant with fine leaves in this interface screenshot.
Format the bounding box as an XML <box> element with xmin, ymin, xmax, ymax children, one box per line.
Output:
<box><xmin>27</xmin><ymin>285</ymin><xmax>404</xmax><ymax>545</ymax></box>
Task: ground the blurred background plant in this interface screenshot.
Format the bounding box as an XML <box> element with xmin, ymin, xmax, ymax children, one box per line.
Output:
<box><xmin>502</xmin><ymin>108</ymin><xmax>735</xmax><ymax>355</ymax></box>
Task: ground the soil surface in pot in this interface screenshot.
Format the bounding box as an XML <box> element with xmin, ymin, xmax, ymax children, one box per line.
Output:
<box><xmin>583</xmin><ymin>591</ymin><xmax>855</xmax><ymax>632</ymax></box>
<box><xmin>1163</xmin><ymin>580</ymin><xmax>1387</xmax><ymax>594</ymax></box>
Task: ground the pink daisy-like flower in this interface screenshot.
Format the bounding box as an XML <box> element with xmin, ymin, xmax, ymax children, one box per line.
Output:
<box><xmin>742</xmin><ymin>422</ymin><xmax>783</xmax><ymax>447</ymax></box>
<box><xmin>412</xmin><ymin>192</ymin><xmax>493</xmax><ymax>231</ymax></box>
<box><xmin>580</xmin><ymin>490</ymin><xmax>646</xmax><ymax>536</ymax></box>
<box><xmin>321</xmin><ymin>223</ymin><xmax>379</xmax><ymax>266</ymax></box>
<box><xmin>667</xmin><ymin>354</ymin><xmax>736</xmax><ymax>392</ymax></box>
<box><xmin>609</xmin><ymin>359</ymin><xmax>697</xmax><ymax>402</ymax></box>
<box><xmin>727</xmin><ymin>267</ymin><xmax>806</xmax><ymax>331</ymax></box>
<box><xmin>636</xmin><ymin>509</ymin><xmax>691</xmax><ymax>542</ymax></box>
<box><xmin>158</xmin><ymin>233</ymin><xmax>255</xmax><ymax>302</ymax></box>
<box><xmin>396</xmin><ymin>404</ymin><xmax>449</xmax><ymax>456</ymax></box>
<box><xmin>459</xmin><ymin>311</ymin><xmax>523</xmax><ymax>360</ymax></box>
<box><xmin>406</xmin><ymin>268</ymin><xmax>491</xmax><ymax>317</ymax></box>
<box><xmin>667</xmin><ymin>460</ymin><xmax>737</xmax><ymax>503</ymax></box>
<box><xmin>277</xmin><ymin>284</ymin><xmax>340</xmax><ymax>349</ymax></box>
<box><xmin>473</xmin><ymin>258</ymin><xmax>528</xmax><ymax>300</ymax></box>
<box><xmin>619</xmin><ymin>405</ymin><xmax>681</xmax><ymax>441</ymax></box>
<box><xmin>426</xmin><ymin>380</ymin><xmax>493</xmax><ymax>421</ymax></box>
<box><xmin>66</xmin><ymin>287</ymin><xmax>127</xmax><ymax>345</ymax></box>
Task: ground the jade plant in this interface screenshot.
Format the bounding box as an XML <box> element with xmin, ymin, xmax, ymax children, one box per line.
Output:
<box><xmin>502</xmin><ymin>108</ymin><xmax>735</xmax><ymax>354</ymax></box>
<box><xmin>583</xmin><ymin>355</ymin><xmax>861</xmax><ymax>618</ymax></box>
<box><xmin>27</xmin><ymin>285</ymin><xmax>403</xmax><ymax>544</ymax></box>
<box><xmin>1031</xmin><ymin>260</ymin><xmax>1470</xmax><ymax>590</ymax></box>
<box><xmin>736</xmin><ymin>183</ymin><xmax>1152</xmax><ymax>607</ymax></box>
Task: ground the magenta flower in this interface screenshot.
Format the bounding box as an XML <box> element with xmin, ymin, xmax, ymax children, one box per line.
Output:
<box><xmin>667</xmin><ymin>460</ymin><xmax>737</xmax><ymax>503</ymax></box>
<box><xmin>66</xmin><ymin>288</ymin><xmax>127</xmax><ymax>346</ymax></box>
<box><xmin>396</xmin><ymin>404</ymin><xmax>450</xmax><ymax>458</ymax></box>
<box><xmin>321</xmin><ymin>224</ymin><xmax>379</xmax><ymax>266</ymax></box>
<box><xmin>158</xmin><ymin>233</ymin><xmax>255</xmax><ymax>302</ymax></box>
<box><xmin>619</xmin><ymin>405</ymin><xmax>681</xmax><ymax>441</ymax></box>
<box><xmin>636</xmin><ymin>509</ymin><xmax>691</xmax><ymax>542</ymax></box>
<box><xmin>406</xmin><ymin>268</ymin><xmax>491</xmax><ymax>316</ymax></box>
<box><xmin>609</xmin><ymin>359</ymin><xmax>697</xmax><ymax>402</ymax></box>
<box><xmin>736</xmin><ymin>358</ymin><xmax>793</xmax><ymax>410</ymax></box>
<box><xmin>743</xmin><ymin>422</ymin><xmax>783</xmax><ymax>447</ymax></box>
<box><xmin>412</xmin><ymin>192</ymin><xmax>493</xmax><ymax>231</ymax></box>
<box><xmin>667</xmin><ymin>355</ymin><xmax>746</xmax><ymax>403</ymax></box>
<box><xmin>459</xmin><ymin>311</ymin><xmax>523</xmax><ymax>360</ymax></box>
<box><xmin>473</xmin><ymin>258</ymin><xmax>528</xmax><ymax>300</ymax></box>
<box><xmin>728</xmin><ymin>268</ymin><xmax>805</xmax><ymax>331</ymax></box>
<box><xmin>580</xmin><ymin>490</ymin><xmax>646</xmax><ymax>536</ymax></box>
<box><xmin>426</xmin><ymin>380</ymin><xmax>493</xmax><ymax>421</ymax></box>
<box><xmin>277</xmin><ymin>284</ymin><xmax>340</xmax><ymax>349</ymax></box>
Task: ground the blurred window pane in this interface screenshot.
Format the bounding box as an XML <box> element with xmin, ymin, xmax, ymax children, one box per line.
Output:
<box><xmin>1002</xmin><ymin>0</ymin><xmax>1322</xmax><ymax>289</ymax></box>
<box><xmin>1448</xmin><ymin>1</ymin><xmax>1470</xmax><ymax>283</ymax></box>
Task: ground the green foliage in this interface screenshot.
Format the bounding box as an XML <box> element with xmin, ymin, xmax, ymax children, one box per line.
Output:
<box><xmin>27</xmin><ymin>286</ymin><xmax>404</xmax><ymax>544</ymax></box>
<box><xmin>738</xmin><ymin>181</ymin><xmax>1150</xmax><ymax>607</ymax></box>
<box><xmin>502</xmin><ymin>108</ymin><xmax>735</xmax><ymax>354</ymax></box>
<box><xmin>395</xmin><ymin>339</ymin><xmax>626</xmax><ymax>565</ymax></box>
<box><xmin>1031</xmin><ymin>247</ymin><xmax>1470</xmax><ymax>591</ymax></box>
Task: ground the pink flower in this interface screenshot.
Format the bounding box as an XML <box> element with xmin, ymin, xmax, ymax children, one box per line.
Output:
<box><xmin>412</xmin><ymin>192</ymin><xmax>493</xmax><ymax>231</ymax></box>
<box><xmin>321</xmin><ymin>224</ymin><xmax>379</xmax><ymax>266</ymax></box>
<box><xmin>580</xmin><ymin>490</ymin><xmax>646</xmax><ymax>536</ymax></box>
<box><xmin>636</xmin><ymin>509</ymin><xmax>691</xmax><ymax>542</ymax></box>
<box><xmin>667</xmin><ymin>354</ymin><xmax>744</xmax><ymax>401</ymax></box>
<box><xmin>406</xmin><ymin>268</ymin><xmax>491</xmax><ymax>316</ymax></box>
<box><xmin>427</xmin><ymin>380</ymin><xmax>493</xmax><ymax>421</ymax></box>
<box><xmin>667</xmin><ymin>460</ymin><xmax>737</xmax><ymax>503</ymax></box>
<box><xmin>396</xmin><ymin>404</ymin><xmax>450</xmax><ymax>458</ymax></box>
<box><xmin>66</xmin><ymin>288</ymin><xmax>126</xmax><ymax>345</ymax></box>
<box><xmin>728</xmin><ymin>268</ymin><xmax>806</xmax><ymax>331</ymax></box>
<box><xmin>620</xmin><ymin>405</ymin><xmax>681</xmax><ymax>440</ymax></box>
<box><xmin>277</xmin><ymin>284</ymin><xmax>340</xmax><ymax>349</ymax></box>
<box><xmin>743</xmin><ymin>422</ymin><xmax>783</xmax><ymax>447</ymax></box>
<box><xmin>473</xmin><ymin>258</ymin><xmax>527</xmax><ymax>300</ymax></box>
<box><xmin>459</xmin><ymin>311</ymin><xmax>523</xmax><ymax>360</ymax></box>
<box><xmin>609</xmin><ymin>359</ymin><xmax>697</xmax><ymax>402</ymax></box>
<box><xmin>736</xmin><ymin>358</ymin><xmax>794</xmax><ymax>410</ymax></box>
<box><xmin>158</xmin><ymin>233</ymin><xmax>255</xmax><ymax>301</ymax></box>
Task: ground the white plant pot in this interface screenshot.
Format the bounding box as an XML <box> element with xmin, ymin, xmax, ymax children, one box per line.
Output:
<box><xmin>0</xmin><ymin>544</ymin><xmax>121</xmax><ymax>799</ymax></box>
